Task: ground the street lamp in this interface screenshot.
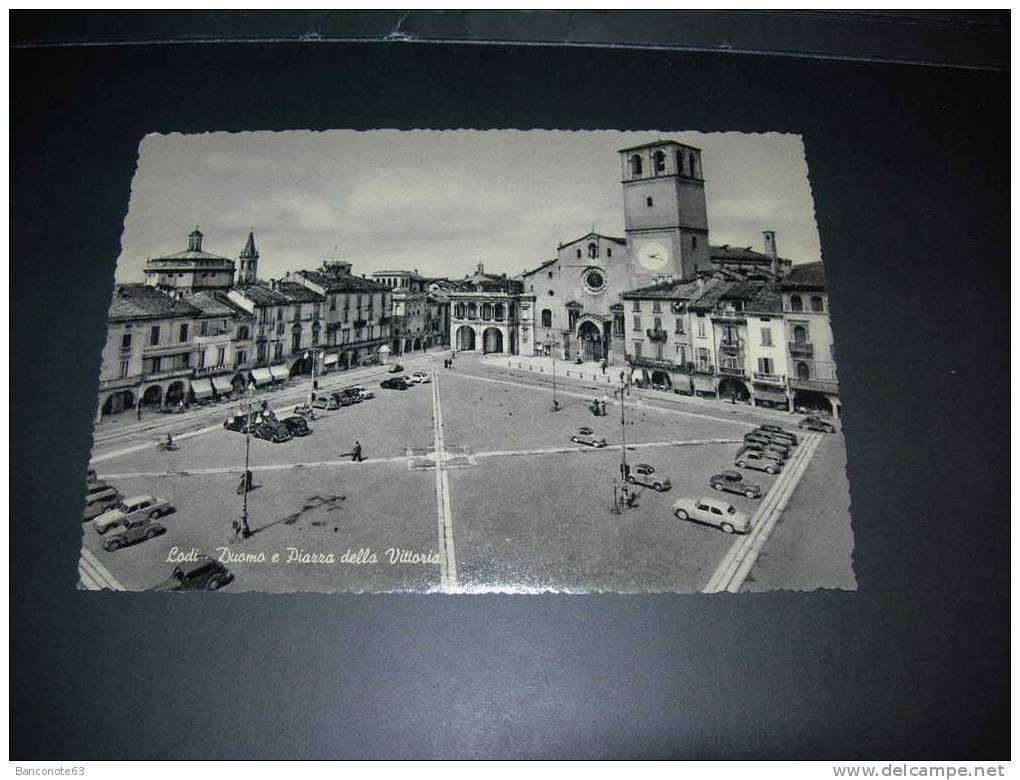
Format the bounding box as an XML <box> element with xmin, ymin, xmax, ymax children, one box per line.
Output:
<box><xmin>619</xmin><ymin>371</ymin><xmax>629</xmax><ymax>490</ymax></box>
<box><xmin>238</xmin><ymin>380</ymin><xmax>255</xmax><ymax>540</ymax></box>
<box><xmin>545</xmin><ymin>338</ymin><xmax>560</xmax><ymax>412</ymax></box>
<box><xmin>304</xmin><ymin>348</ymin><xmax>319</xmax><ymax>403</ymax></box>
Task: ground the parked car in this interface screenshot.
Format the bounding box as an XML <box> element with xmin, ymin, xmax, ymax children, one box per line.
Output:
<box><xmin>102</xmin><ymin>515</ymin><xmax>167</xmax><ymax>551</ymax></box>
<box><xmin>799</xmin><ymin>415</ymin><xmax>837</xmax><ymax>433</ymax></box>
<box><xmin>223</xmin><ymin>413</ymin><xmax>257</xmax><ymax>432</ymax></box>
<box><xmin>709</xmin><ymin>470</ymin><xmax>762</xmax><ymax>499</ymax></box>
<box><xmin>672</xmin><ymin>496</ymin><xmax>752</xmax><ymax>534</ymax></box>
<box><xmin>357</xmin><ymin>389</ymin><xmax>375</xmax><ymax>400</ymax></box>
<box><xmin>624</xmin><ymin>463</ymin><xmax>671</xmax><ymax>492</ymax></box>
<box><xmin>311</xmin><ymin>395</ymin><xmax>340</xmax><ymax>410</ymax></box>
<box><xmin>329</xmin><ymin>391</ymin><xmax>357</xmax><ymax>407</ymax></box>
<box><xmin>742</xmin><ymin>434</ymin><xmax>790</xmax><ymax>459</ymax></box>
<box><xmin>281</xmin><ymin>416</ymin><xmax>312</xmax><ymax>437</ymax></box>
<box><xmin>388</xmin><ymin>364</ymin><xmax>404</xmax><ymax>374</ymax></box>
<box><xmin>152</xmin><ymin>555</ymin><xmax>234</xmax><ymax>592</ymax></box>
<box><xmin>255</xmin><ymin>419</ymin><xmax>293</xmax><ymax>443</ymax></box>
<box><xmin>757</xmin><ymin>425</ymin><xmax>799</xmax><ymax>445</ymax></box>
<box><xmin>94</xmin><ymin>495</ymin><xmax>172</xmax><ymax>534</ymax></box>
<box><xmin>734</xmin><ymin>447</ymin><xmax>783</xmax><ymax>475</ymax></box>
<box><xmin>82</xmin><ymin>481</ymin><xmax>121</xmax><ymax>522</ymax></box>
<box><xmin>571</xmin><ymin>427</ymin><xmax>607</xmax><ymax>448</ymax></box>
<box><xmin>380</xmin><ymin>377</ymin><xmax>410</xmax><ymax>390</ymax></box>
<box><xmin>409</xmin><ymin>371</ymin><xmax>431</xmax><ymax>384</ymax></box>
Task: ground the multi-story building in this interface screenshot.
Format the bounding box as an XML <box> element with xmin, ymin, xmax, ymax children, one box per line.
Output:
<box><xmin>143</xmin><ymin>228</ymin><xmax>236</xmax><ymax>291</ymax></box>
<box><xmin>448</xmin><ymin>263</ymin><xmax>529</xmax><ymax>355</ymax></box>
<box><xmin>621</xmin><ymin>265</ymin><xmax>839</xmax><ymax>415</ymax></box>
<box><xmin>779</xmin><ymin>262</ymin><xmax>840</xmax><ymax>418</ymax></box>
<box><xmin>370</xmin><ymin>269</ymin><xmax>434</xmax><ymax>356</ymax></box>
<box><xmin>285</xmin><ymin>261</ymin><xmax>392</xmax><ymax>373</ymax></box>
<box><xmin>181</xmin><ymin>290</ymin><xmax>256</xmax><ymax>401</ymax></box>
<box><xmin>97</xmin><ymin>285</ymin><xmax>204</xmax><ymax>420</ymax></box>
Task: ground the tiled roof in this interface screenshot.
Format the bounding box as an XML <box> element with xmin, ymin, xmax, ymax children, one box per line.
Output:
<box><xmin>745</xmin><ymin>282</ymin><xmax>783</xmax><ymax>315</ymax></box>
<box><xmin>459</xmin><ymin>272</ymin><xmax>523</xmax><ymax>293</ymax></box>
<box><xmin>183</xmin><ymin>290</ymin><xmax>253</xmax><ymax>319</ymax></box>
<box><xmin>521</xmin><ymin>258</ymin><xmax>558</xmax><ymax>278</ymax></box>
<box><xmin>779</xmin><ymin>262</ymin><xmax>827</xmax><ymax>291</ymax></box>
<box><xmin>296</xmin><ymin>269</ymin><xmax>387</xmax><ymax>293</ymax></box>
<box><xmin>233</xmin><ymin>283</ymin><xmax>290</xmax><ymax>306</ymax></box>
<box><xmin>558</xmin><ymin>232</ymin><xmax>627</xmax><ymax>250</ymax></box>
<box><xmin>108</xmin><ymin>284</ymin><xmax>202</xmax><ymax>322</ymax></box>
<box><xmin>622</xmin><ymin>277</ymin><xmax>705</xmax><ymax>300</ymax></box>
<box><xmin>151</xmin><ymin>249</ymin><xmax>234</xmax><ymax>264</ymax></box>
<box><xmin>617</xmin><ymin>139</ymin><xmax>700</xmax><ymax>153</ymax></box>
<box><xmin>274</xmin><ymin>281</ymin><xmax>327</xmax><ymax>303</ymax></box>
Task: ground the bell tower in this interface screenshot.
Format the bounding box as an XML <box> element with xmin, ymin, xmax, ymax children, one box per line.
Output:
<box><xmin>619</xmin><ymin>140</ymin><xmax>711</xmax><ymax>281</ymax></box>
<box><xmin>237</xmin><ymin>229</ymin><xmax>259</xmax><ymax>286</ymax></box>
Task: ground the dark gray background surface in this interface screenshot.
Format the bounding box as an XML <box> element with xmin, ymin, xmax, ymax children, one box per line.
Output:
<box><xmin>10</xmin><ymin>12</ymin><xmax>1009</xmax><ymax>759</ymax></box>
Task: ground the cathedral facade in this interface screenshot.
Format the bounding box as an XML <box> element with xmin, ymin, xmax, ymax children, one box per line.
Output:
<box><xmin>520</xmin><ymin>139</ymin><xmax>711</xmax><ymax>363</ymax></box>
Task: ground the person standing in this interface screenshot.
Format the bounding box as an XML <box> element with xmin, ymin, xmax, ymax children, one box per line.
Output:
<box><xmin>601</xmin><ymin>358</ymin><xmax>608</xmax><ymax>375</ymax></box>
<box><xmin>352</xmin><ymin>440</ymin><xmax>363</xmax><ymax>463</ymax></box>
<box><xmin>135</xmin><ymin>403</ymin><xmax>142</xmax><ymax>421</ymax></box>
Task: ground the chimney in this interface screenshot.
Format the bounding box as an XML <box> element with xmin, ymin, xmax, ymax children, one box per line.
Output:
<box><xmin>763</xmin><ymin>230</ymin><xmax>778</xmax><ymax>276</ymax></box>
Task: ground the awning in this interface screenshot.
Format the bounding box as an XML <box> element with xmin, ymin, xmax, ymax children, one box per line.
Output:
<box><xmin>251</xmin><ymin>367</ymin><xmax>274</xmax><ymax>386</ymax></box>
<box><xmin>324</xmin><ymin>353</ymin><xmax>339</xmax><ymax>365</ymax></box>
<box><xmin>693</xmin><ymin>374</ymin><xmax>716</xmax><ymax>393</ymax></box>
<box><xmin>753</xmin><ymin>386</ymin><xmax>788</xmax><ymax>403</ymax></box>
<box><xmin>211</xmin><ymin>374</ymin><xmax>235</xmax><ymax>394</ymax></box>
<box><xmin>191</xmin><ymin>378</ymin><xmax>214</xmax><ymax>399</ymax></box>
<box><xmin>269</xmin><ymin>364</ymin><xmax>289</xmax><ymax>381</ymax></box>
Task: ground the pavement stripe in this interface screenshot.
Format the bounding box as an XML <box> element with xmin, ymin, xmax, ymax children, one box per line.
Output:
<box><xmin>472</xmin><ymin>437</ymin><xmax>743</xmax><ymax>459</ymax></box>
<box><xmin>97</xmin><ymin>455</ymin><xmax>409</xmax><ymax>480</ymax></box>
<box><xmin>79</xmin><ymin>547</ymin><xmax>125</xmax><ymax>591</ymax></box>
<box><xmin>452</xmin><ymin>369</ymin><xmax>758</xmax><ymax>429</ymax></box>
<box><xmin>431</xmin><ymin>374</ymin><xmax>458</xmax><ymax>590</ymax></box>
<box><xmin>702</xmin><ymin>433</ymin><xmax>822</xmax><ymax>593</ymax></box>
<box><xmin>90</xmin><ymin>423</ymin><xmax>224</xmax><ymax>464</ymax></box>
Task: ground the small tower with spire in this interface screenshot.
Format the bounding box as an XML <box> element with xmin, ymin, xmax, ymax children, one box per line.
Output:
<box><xmin>237</xmin><ymin>229</ymin><xmax>259</xmax><ymax>286</ymax></box>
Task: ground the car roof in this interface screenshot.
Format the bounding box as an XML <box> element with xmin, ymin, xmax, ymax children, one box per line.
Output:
<box><xmin>718</xmin><ymin>470</ymin><xmax>742</xmax><ymax>479</ymax></box>
<box><xmin>698</xmin><ymin>497</ymin><xmax>733</xmax><ymax>509</ymax></box>
<box><xmin>635</xmin><ymin>463</ymin><xmax>653</xmax><ymax>470</ymax></box>
<box><xmin>123</xmin><ymin>495</ymin><xmax>154</xmax><ymax>504</ymax></box>
<box><xmin>578</xmin><ymin>427</ymin><xmax>593</xmax><ymax>433</ymax></box>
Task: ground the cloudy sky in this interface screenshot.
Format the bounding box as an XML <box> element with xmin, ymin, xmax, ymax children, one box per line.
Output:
<box><xmin>116</xmin><ymin>130</ymin><xmax>821</xmax><ymax>283</ymax></box>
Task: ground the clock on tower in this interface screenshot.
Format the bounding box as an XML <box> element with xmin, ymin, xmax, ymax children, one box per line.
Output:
<box><xmin>619</xmin><ymin>140</ymin><xmax>711</xmax><ymax>280</ymax></box>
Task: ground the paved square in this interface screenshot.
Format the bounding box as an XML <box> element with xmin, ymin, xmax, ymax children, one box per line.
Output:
<box><xmin>82</xmin><ymin>353</ymin><xmax>851</xmax><ymax>593</ymax></box>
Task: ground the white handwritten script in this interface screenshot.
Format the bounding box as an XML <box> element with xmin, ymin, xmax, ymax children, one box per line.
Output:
<box><xmin>164</xmin><ymin>545</ymin><xmax>440</xmax><ymax>566</ymax></box>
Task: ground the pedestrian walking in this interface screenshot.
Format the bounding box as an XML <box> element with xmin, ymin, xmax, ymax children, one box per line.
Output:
<box><xmin>601</xmin><ymin>359</ymin><xmax>608</xmax><ymax>375</ymax></box>
<box><xmin>135</xmin><ymin>404</ymin><xmax>142</xmax><ymax>421</ymax></box>
<box><xmin>600</xmin><ymin>400</ymin><xmax>607</xmax><ymax>416</ymax></box>
<box><xmin>352</xmin><ymin>440</ymin><xmax>363</xmax><ymax>463</ymax></box>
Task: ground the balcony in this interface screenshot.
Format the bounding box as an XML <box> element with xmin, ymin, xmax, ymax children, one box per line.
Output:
<box><xmin>99</xmin><ymin>374</ymin><xmax>144</xmax><ymax>391</ymax></box>
<box><xmin>352</xmin><ymin>319</ymin><xmax>368</xmax><ymax>329</ymax></box>
<box><xmin>789</xmin><ymin>376</ymin><xmax>838</xmax><ymax>394</ymax></box>
<box><xmin>629</xmin><ymin>355</ymin><xmax>678</xmax><ymax>372</ymax></box>
<box><xmin>788</xmin><ymin>340</ymin><xmax>814</xmax><ymax>357</ymax></box>
<box><xmin>646</xmin><ymin>328</ymin><xmax>668</xmax><ymax>342</ymax></box>
<box><xmin>712</xmin><ymin>308</ymin><xmax>746</xmax><ymax>322</ymax></box>
<box><xmin>753</xmin><ymin>372</ymin><xmax>786</xmax><ymax>386</ymax></box>
<box><xmin>717</xmin><ymin>359</ymin><xmax>746</xmax><ymax>377</ymax></box>
<box><xmin>144</xmin><ymin>366</ymin><xmax>196</xmax><ymax>382</ymax></box>
<box><xmin>194</xmin><ymin>364</ymin><xmax>228</xmax><ymax>377</ymax></box>
<box><xmin>692</xmin><ymin>362</ymin><xmax>715</xmax><ymax>375</ymax></box>
<box><xmin>718</xmin><ymin>339</ymin><xmax>742</xmax><ymax>354</ymax></box>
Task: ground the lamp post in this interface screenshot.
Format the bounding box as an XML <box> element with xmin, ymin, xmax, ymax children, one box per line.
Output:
<box><xmin>619</xmin><ymin>372</ymin><xmax>629</xmax><ymax>487</ymax></box>
<box><xmin>305</xmin><ymin>348</ymin><xmax>319</xmax><ymax>403</ymax></box>
<box><xmin>239</xmin><ymin>380</ymin><xmax>255</xmax><ymax>540</ymax></box>
<box><xmin>545</xmin><ymin>338</ymin><xmax>560</xmax><ymax>412</ymax></box>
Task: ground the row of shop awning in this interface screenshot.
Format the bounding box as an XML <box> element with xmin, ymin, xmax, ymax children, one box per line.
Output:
<box><xmin>251</xmin><ymin>364</ymin><xmax>289</xmax><ymax>386</ymax></box>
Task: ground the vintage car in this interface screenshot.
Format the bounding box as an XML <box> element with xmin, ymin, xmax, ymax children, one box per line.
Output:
<box><xmin>94</xmin><ymin>495</ymin><xmax>172</xmax><ymax>534</ymax></box>
<box><xmin>409</xmin><ymin>371</ymin><xmax>431</xmax><ymax>384</ymax></box>
<box><xmin>102</xmin><ymin>515</ymin><xmax>167</xmax><ymax>551</ymax></box>
<box><xmin>152</xmin><ymin>555</ymin><xmax>234</xmax><ymax>592</ymax></box>
<box><xmin>734</xmin><ymin>447</ymin><xmax>784</xmax><ymax>475</ymax></box>
<box><xmin>571</xmin><ymin>427</ymin><xmax>607</xmax><ymax>448</ymax></box>
<box><xmin>624</xmin><ymin>463</ymin><xmax>671</xmax><ymax>492</ymax></box>
<box><xmin>223</xmin><ymin>413</ymin><xmax>257</xmax><ymax>432</ymax></box>
<box><xmin>311</xmin><ymin>394</ymin><xmax>340</xmax><ymax>410</ymax></box>
<box><xmin>672</xmin><ymin>496</ymin><xmax>752</xmax><ymax>534</ymax></box>
<box><xmin>799</xmin><ymin>415</ymin><xmax>837</xmax><ymax>433</ymax></box>
<box><xmin>255</xmin><ymin>419</ymin><xmax>293</xmax><ymax>443</ymax></box>
<box><xmin>388</xmin><ymin>363</ymin><xmax>404</xmax><ymax>374</ymax></box>
<box><xmin>756</xmin><ymin>425</ymin><xmax>799</xmax><ymax>446</ymax></box>
<box><xmin>82</xmin><ymin>481</ymin><xmax>121</xmax><ymax>522</ymax></box>
<box><xmin>281</xmin><ymin>416</ymin><xmax>312</xmax><ymax>437</ymax></box>
<box><xmin>709</xmin><ymin>470</ymin><xmax>763</xmax><ymax>499</ymax></box>
<box><xmin>380</xmin><ymin>377</ymin><xmax>410</xmax><ymax>390</ymax></box>
<box><xmin>742</xmin><ymin>434</ymin><xmax>790</xmax><ymax>460</ymax></box>
<box><xmin>331</xmin><ymin>389</ymin><xmax>360</xmax><ymax>406</ymax></box>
